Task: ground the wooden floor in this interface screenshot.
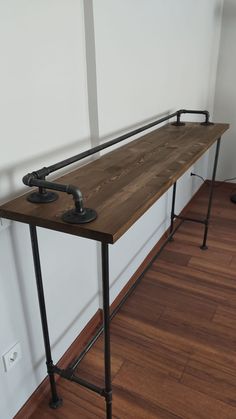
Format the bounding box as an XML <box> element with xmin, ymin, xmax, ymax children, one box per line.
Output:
<box><xmin>31</xmin><ymin>182</ymin><xmax>236</xmax><ymax>419</ymax></box>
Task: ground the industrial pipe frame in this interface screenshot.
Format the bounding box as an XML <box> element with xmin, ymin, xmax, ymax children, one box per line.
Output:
<box><xmin>26</xmin><ymin>110</ymin><xmax>221</xmax><ymax>419</ymax></box>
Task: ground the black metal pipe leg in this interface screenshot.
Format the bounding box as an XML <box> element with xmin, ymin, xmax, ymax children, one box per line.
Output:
<box><xmin>200</xmin><ymin>137</ymin><xmax>221</xmax><ymax>250</ymax></box>
<box><xmin>29</xmin><ymin>225</ymin><xmax>62</xmax><ymax>409</ymax></box>
<box><xmin>169</xmin><ymin>182</ymin><xmax>177</xmax><ymax>240</ymax></box>
<box><xmin>101</xmin><ymin>243</ymin><xmax>112</xmax><ymax>419</ymax></box>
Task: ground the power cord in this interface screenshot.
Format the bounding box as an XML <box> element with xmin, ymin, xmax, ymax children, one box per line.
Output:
<box><xmin>190</xmin><ymin>173</ymin><xmax>205</xmax><ymax>182</ymax></box>
<box><xmin>190</xmin><ymin>172</ymin><xmax>236</xmax><ymax>202</ymax></box>
<box><xmin>190</xmin><ymin>172</ymin><xmax>236</xmax><ymax>184</ymax></box>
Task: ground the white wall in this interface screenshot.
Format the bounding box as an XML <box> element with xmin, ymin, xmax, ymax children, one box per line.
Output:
<box><xmin>0</xmin><ymin>2</ymin><xmax>100</xmax><ymax>418</ymax></box>
<box><xmin>93</xmin><ymin>0</ymin><xmax>224</xmax><ymax>301</ymax></box>
<box><xmin>0</xmin><ymin>1</ymin><xmax>223</xmax><ymax>418</ymax></box>
<box><xmin>213</xmin><ymin>0</ymin><xmax>236</xmax><ymax>181</ymax></box>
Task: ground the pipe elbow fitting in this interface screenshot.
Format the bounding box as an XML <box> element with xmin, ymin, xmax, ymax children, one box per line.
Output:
<box><xmin>66</xmin><ymin>184</ymin><xmax>84</xmax><ymax>213</ymax></box>
<box><xmin>205</xmin><ymin>110</ymin><xmax>210</xmax><ymax>122</ymax></box>
<box><xmin>22</xmin><ymin>172</ymin><xmax>37</xmax><ymax>186</ymax></box>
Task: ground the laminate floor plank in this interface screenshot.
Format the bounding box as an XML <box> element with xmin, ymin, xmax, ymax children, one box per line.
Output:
<box><xmin>158</xmin><ymin>307</ymin><xmax>236</xmax><ymax>356</ymax></box>
<box><xmin>134</xmin><ymin>279</ymin><xmax>217</xmax><ymax>321</ymax></box>
<box><xmin>152</xmin><ymin>262</ymin><xmax>236</xmax><ymax>308</ymax></box>
<box><xmin>156</xmin><ymin>249</ymin><xmax>191</xmax><ymax>266</ymax></box>
<box><xmin>180</xmin><ymin>354</ymin><xmax>236</xmax><ymax>408</ymax></box>
<box><xmin>110</xmin><ymin>317</ymin><xmax>189</xmax><ymax>380</ymax></box>
<box><xmin>230</xmin><ymin>256</ymin><xmax>236</xmax><ymax>268</ymax></box>
<box><xmin>161</xmin><ymin>242</ymin><xmax>233</xmax><ymax>265</ymax></box>
<box><xmin>115</xmin><ymin>289</ymin><xmax>165</xmax><ymax>324</ymax></box>
<box><xmin>188</xmin><ymin>256</ymin><xmax>236</xmax><ymax>280</ymax></box>
<box><xmin>113</xmin><ymin>361</ymin><xmax>236</xmax><ymax>419</ymax></box>
<box><xmin>212</xmin><ymin>305</ymin><xmax>236</xmax><ymax>329</ymax></box>
<box><xmin>111</xmin><ymin>387</ymin><xmax>181</xmax><ymax>419</ymax></box>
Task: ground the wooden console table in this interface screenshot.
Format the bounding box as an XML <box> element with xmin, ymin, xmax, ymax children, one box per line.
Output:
<box><xmin>0</xmin><ymin>110</ymin><xmax>229</xmax><ymax>418</ymax></box>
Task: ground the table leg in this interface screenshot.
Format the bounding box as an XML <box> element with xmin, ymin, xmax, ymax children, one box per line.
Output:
<box><xmin>101</xmin><ymin>243</ymin><xmax>112</xmax><ymax>419</ymax></box>
<box><xmin>200</xmin><ymin>137</ymin><xmax>221</xmax><ymax>250</ymax></box>
<box><xmin>169</xmin><ymin>182</ymin><xmax>177</xmax><ymax>238</ymax></box>
<box><xmin>29</xmin><ymin>225</ymin><xmax>62</xmax><ymax>408</ymax></box>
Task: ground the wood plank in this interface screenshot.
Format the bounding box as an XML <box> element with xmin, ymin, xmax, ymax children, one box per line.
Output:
<box><xmin>134</xmin><ymin>279</ymin><xmax>217</xmax><ymax>321</ymax></box>
<box><xmin>0</xmin><ymin>122</ymin><xmax>229</xmax><ymax>243</ymax></box>
<box><xmin>112</xmin><ymin>312</ymin><xmax>194</xmax><ymax>357</ymax></box>
<box><xmin>163</xmin><ymin>241</ymin><xmax>233</xmax><ymax>265</ymax></box>
<box><xmin>158</xmin><ymin>307</ymin><xmax>236</xmax><ymax>355</ymax></box>
<box><xmin>213</xmin><ymin>305</ymin><xmax>236</xmax><ymax>330</ymax></box>
<box><xmin>158</xmin><ymin>249</ymin><xmax>191</xmax><ymax>266</ymax></box>
<box><xmin>116</xmin><ymin>288</ymin><xmax>165</xmax><ymax>323</ymax></box>
<box><xmin>188</xmin><ymin>256</ymin><xmax>236</xmax><ymax>280</ymax></box>
<box><xmin>110</xmin><ymin>317</ymin><xmax>189</xmax><ymax>380</ymax></box>
<box><xmin>175</xmin><ymin>229</ymin><xmax>236</xmax><ymax>255</ymax></box>
<box><xmin>112</xmin><ymin>387</ymin><xmax>181</xmax><ymax>419</ymax></box>
<box><xmin>230</xmin><ymin>256</ymin><xmax>236</xmax><ymax>268</ymax></box>
<box><xmin>113</xmin><ymin>361</ymin><xmax>236</xmax><ymax>419</ymax></box>
<box><xmin>181</xmin><ymin>353</ymin><xmax>236</xmax><ymax>408</ymax></box>
<box><xmin>152</xmin><ymin>262</ymin><xmax>236</xmax><ymax>307</ymax></box>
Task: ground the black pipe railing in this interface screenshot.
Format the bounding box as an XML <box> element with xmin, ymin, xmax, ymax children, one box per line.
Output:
<box><xmin>23</xmin><ymin>109</ymin><xmax>212</xmax><ymax>224</ymax></box>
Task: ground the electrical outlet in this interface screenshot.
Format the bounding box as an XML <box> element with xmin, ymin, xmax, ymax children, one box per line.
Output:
<box><xmin>2</xmin><ymin>342</ymin><xmax>22</xmax><ymax>372</ymax></box>
<box><xmin>0</xmin><ymin>218</ymin><xmax>11</xmax><ymax>232</ymax></box>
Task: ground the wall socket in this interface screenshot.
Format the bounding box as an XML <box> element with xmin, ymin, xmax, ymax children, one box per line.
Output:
<box><xmin>2</xmin><ymin>342</ymin><xmax>22</xmax><ymax>372</ymax></box>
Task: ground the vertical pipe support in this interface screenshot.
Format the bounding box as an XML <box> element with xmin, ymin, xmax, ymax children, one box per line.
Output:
<box><xmin>169</xmin><ymin>182</ymin><xmax>177</xmax><ymax>239</ymax></box>
<box><xmin>29</xmin><ymin>225</ymin><xmax>62</xmax><ymax>409</ymax></box>
<box><xmin>101</xmin><ymin>243</ymin><xmax>112</xmax><ymax>419</ymax></box>
<box><xmin>200</xmin><ymin>137</ymin><xmax>221</xmax><ymax>250</ymax></box>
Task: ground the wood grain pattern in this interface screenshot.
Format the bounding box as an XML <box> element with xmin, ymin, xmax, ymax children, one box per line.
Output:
<box><xmin>27</xmin><ymin>183</ymin><xmax>236</xmax><ymax>418</ymax></box>
<box><xmin>0</xmin><ymin>122</ymin><xmax>229</xmax><ymax>243</ymax></box>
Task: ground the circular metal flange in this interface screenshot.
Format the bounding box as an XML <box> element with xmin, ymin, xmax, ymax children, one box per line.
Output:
<box><xmin>200</xmin><ymin>122</ymin><xmax>214</xmax><ymax>126</ymax></box>
<box><xmin>62</xmin><ymin>208</ymin><xmax>97</xmax><ymax>224</ymax></box>
<box><xmin>230</xmin><ymin>194</ymin><xmax>236</xmax><ymax>204</ymax></box>
<box><xmin>27</xmin><ymin>191</ymin><xmax>59</xmax><ymax>203</ymax></box>
<box><xmin>171</xmin><ymin>122</ymin><xmax>185</xmax><ymax>126</ymax></box>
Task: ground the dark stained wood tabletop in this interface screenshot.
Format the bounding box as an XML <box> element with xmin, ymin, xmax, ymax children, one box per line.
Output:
<box><xmin>0</xmin><ymin>122</ymin><xmax>229</xmax><ymax>243</ymax></box>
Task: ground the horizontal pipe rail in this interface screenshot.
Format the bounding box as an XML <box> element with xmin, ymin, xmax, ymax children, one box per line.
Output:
<box><xmin>22</xmin><ymin>109</ymin><xmax>212</xmax><ymax>223</ymax></box>
<box><xmin>70</xmin><ymin>375</ymin><xmax>105</xmax><ymax>396</ymax></box>
<box><xmin>174</xmin><ymin>214</ymin><xmax>207</xmax><ymax>225</ymax></box>
<box><xmin>35</xmin><ymin>111</ymin><xmax>179</xmax><ymax>178</ymax></box>
<box><xmin>53</xmin><ymin>366</ymin><xmax>105</xmax><ymax>396</ymax></box>
<box><xmin>27</xmin><ymin>109</ymin><xmax>210</xmax><ymax>180</ymax></box>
